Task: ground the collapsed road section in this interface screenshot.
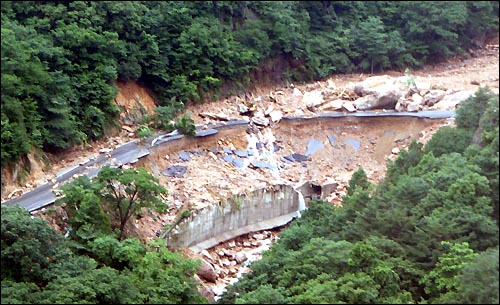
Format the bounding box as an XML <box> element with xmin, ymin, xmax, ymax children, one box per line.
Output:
<box><xmin>2</xmin><ymin>111</ymin><xmax>454</xmax><ymax>246</ymax></box>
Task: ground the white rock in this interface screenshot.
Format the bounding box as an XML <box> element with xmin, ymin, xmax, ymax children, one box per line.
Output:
<box><xmin>406</xmin><ymin>101</ymin><xmax>421</xmax><ymax>112</ymax></box>
<box><xmin>303</xmin><ymin>90</ymin><xmax>325</xmax><ymax>110</ymax></box>
<box><xmin>252</xmin><ymin>233</ymin><xmax>265</xmax><ymax>240</ymax></box>
<box><xmin>431</xmin><ymin>90</ymin><xmax>475</xmax><ymax>110</ymax></box>
<box><xmin>411</xmin><ymin>93</ymin><xmax>424</xmax><ymax>105</ymax></box>
<box><xmin>343</xmin><ymin>102</ymin><xmax>356</xmax><ymax>112</ymax></box>
<box><xmin>201</xmin><ymin>249</ymin><xmax>214</xmax><ymax>261</ymax></box>
<box><xmin>268</xmin><ymin>110</ymin><xmax>283</xmax><ymax>122</ymax></box>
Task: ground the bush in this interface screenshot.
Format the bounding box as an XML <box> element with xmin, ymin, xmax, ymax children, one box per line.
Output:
<box><xmin>174</xmin><ymin>112</ymin><xmax>196</xmax><ymax>136</ymax></box>
<box><xmin>137</xmin><ymin>124</ymin><xmax>153</xmax><ymax>138</ymax></box>
<box><xmin>424</xmin><ymin>127</ymin><xmax>472</xmax><ymax>157</ymax></box>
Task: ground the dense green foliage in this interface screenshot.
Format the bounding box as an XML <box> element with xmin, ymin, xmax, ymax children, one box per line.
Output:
<box><xmin>1</xmin><ymin>1</ymin><xmax>498</xmax><ymax>167</ymax></box>
<box><xmin>1</xmin><ymin>192</ymin><xmax>206</xmax><ymax>304</ymax></box>
<box><xmin>61</xmin><ymin>165</ymin><xmax>168</xmax><ymax>242</ymax></box>
<box><xmin>218</xmin><ymin>88</ymin><xmax>499</xmax><ymax>304</ymax></box>
<box><xmin>175</xmin><ymin>112</ymin><xmax>197</xmax><ymax>136</ymax></box>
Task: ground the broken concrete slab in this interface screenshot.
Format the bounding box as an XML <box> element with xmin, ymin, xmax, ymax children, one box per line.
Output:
<box><xmin>344</xmin><ymin>139</ymin><xmax>361</xmax><ymax>150</ymax></box>
<box><xmin>232</xmin><ymin>158</ymin><xmax>245</xmax><ymax>168</ymax></box>
<box><xmin>296</xmin><ymin>154</ymin><xmax>310</xmax><ymax>162</ymax></box>
<box><xmin>273</xmin><ymin>143</ymin><xmax>281</xmax><ymax>152</ymax></box>
<box><xmin>163</xmin><ymin>165</ymin><xmax>188</xmax><ymax>178</ymax></box>
<box><xmin>223</xmin><ymin>155</ymin><xmax>234</xmax><ymax>163</ymax></box>
<box><xmin>305</xmin><ymin>138</ymin><xmax>324</xmax><ymax>156</ymax></box>
<box><xmin>179</xmin><ymin>151</ymin><xmax>191</xmax><ymax>162</ymax></box>
<box><xmin>250</xmin><ymin>161</ymin><xmax>278</xmax><ymax>170</ymax></box>
<box><xmin>233</xmin><ymin>150</ymin><xmax>249</xmax><ymax>158</ymax></box>
<box><xmin>196</xmin><ymin>129</ymin><xmax>219</xmax><ymax>137</ymax></box>
<box><xmin>327</xmin><ymin>135</ymin><xmax>336</xmax><ymax>146</ymax></box>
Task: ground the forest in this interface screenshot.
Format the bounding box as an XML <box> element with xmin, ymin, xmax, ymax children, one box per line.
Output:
<box><xmin>1</xmin><ymin>1</ymin><xmax>499</xmax><ymax>168</ymax></box>
<box><xmin>2</xmin><ymin>86</ymin><xmax>498</xmax><ymax>304</ymax></box>
<box><xmin>217</xmin><ymin>87</ymin><xmax>499</xmax><ymax>304</ymax></box>
<box><xmin>1</xmin><ymin>1</ymin><xmax>499</xmax><ymax>304</ymax></box>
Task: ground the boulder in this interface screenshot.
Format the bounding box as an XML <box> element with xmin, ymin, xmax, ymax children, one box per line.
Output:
<box><xmin>303</xmin><ymin>90</ymin><xmax>325</xmax><ymax>110</ymax></box>
<box><xmin>199</xmin><ymin>286</ymin><xmax>215</xmax><ymax>303</ymax></box>
<box><xmin>395</xmin><ymin>98</ymin><xmax>407</xmax><ymax>112</ymax></box>
<box><xmin>237</xmin><ymin>104</ymin><xmax>250</xmax><ymax>115</ymax></box>
<box><xmin>413</xmin><ymin>76</ymin><xmax>433</xmax><ymax>92</ymax></box>
<box><xmin>431</xmin><ymin>90</ymin><xmax>475</xmax><ymax>110</ymax></box>
<box><xmin>252</xmin><ymin>116</ymin><xmax>270</xmax><ymax>126</ymax></box>
<box><xmin>268</xmin><ymin>110</ymin><xmax>283</xmax><ymax>122</ymax></box>
<box><xmin>411</xmin><ymin>93</ymin><xmax>424</xmax><ymax>105</ymax></box>
<box><xmin>353</xmin><ymin>89</ymin><xmax>401</xmax><ymax>110</ymax></box>
<box><xmin>252</xmin><ymin>233</ymin><xmax>265</xmax><ymax>240</ymax></box>
<box><xmin>185</xmin><ymin>250</ymin><xmax>217</xmax><ymax>283</ymax></box>
<box><xmin>343</xmin><ymin>102</ymin><xmax>356</xmax><ymax>112</ymax></box>
<box><xmin>423</xmin><ymin>90</ymin><xmax>446</xmax><ymax>106</ymax></box>
<box><xmin>353</xmin><ymin>75</ymin><xmax>393</xmax><ymax>96</ymax></box>
<box><xmin>318</xmin><ymin>99</ymin><xmax>344</xmax><ymax>111</ymax></box>
<box><xmin>293</xmin><ymin>87</ymin><xmax>303</xmax><ymax>96</ymax></box>
<box><xmin>406</xmin><ymin>101</ymin><xmax>421</xmax><ymax>112</ymax></box>
<box><xmin>201</xmin><ymin>249</ymin><xmax>214</xmax><ymax>261</ymax></box>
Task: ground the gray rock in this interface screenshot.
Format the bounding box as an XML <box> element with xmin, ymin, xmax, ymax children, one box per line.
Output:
<box><xmin>233</xmin><ymin>150</ymin><xmax>249</xmax><ymax>158</ymax></box>
<box><xmin>197</xmin><ymin>258</ymin><xmax>217</xmax><ymax>283</ymax></box>
<box><xmin>162</xmin><ymin>165</ymin><xmax>187</xmax><ymax>178</ymax></box>
<box><xmin>223</xmin><ymin>155</ymin><xmax>234</xmax><ymax>163</ymax></box>
<box><xmin>250</xmin><ymin>161</ymin><xmax>278</xmax><ymax>170</ymax></box>
<box><xmin>178</xmin><ymin>151</ymin><xmax>190</xmax><ymax>162</ymax></box>
<box><xmin>406</xmin><ymin>101</ymin><xmax>421</xmax><ymax>112</ymax></box>
<box><xmin>284</xmin><ymin>153</ymin><xmax>311</xmax><ymax>162</ymax></box>
<box><xmin>303</xmin><ymin>90</ymin><xmax>325</xmax><ymax>110</ymax></box>
<box><xmin>237</xmin><ymin>103</ymin><xmax>250</xmax><ymax>115</ymax></box>
<box><xmin>232</xmin><ymin>158</ymin><xmax>245</xmax><ymax>168</ymax></box>
<box><xmin>252</xmin><ymin>116</ymin><xmax>270</xmax><ymax>126</ymax></box>
<box><xmin>268</xmin><ymin>110</ymin><xmax>283</xmax><ymax>122</ymax></box>
<box><xmin>343</xmin><ymin>102</ymin><xmax>356</xmax><ymax>112</ymax></box>
<box><xmin>305</xmin><ymin>138</ymin><xmax>324</xmax><ymax>156</ymax></box>
<box><xmin>327</xmin><ymin>135</ymin><xmax>336</xmax><ymax>146</ymax></box>
<box><xmin>196</xmin><ymin>129</ymin><xmax>218</xmax><ymax>137</ymax></box>
<box><xmin>431</xmin><ymin>90</ymin><xmax>474</xmax><ymax>110</ymax></box>
<box><xmin>235</xmin><ymin>252</ymin><xmax>248</xmax><ymax>264</ymax></box>
<box><xmin>423</xmin><ymin>90</ymin><xmax>446</xmax><ymax>106</ymax></box>
<box><xmin>344</xmin><ymin>139</ymin><xmax>361</xmax><ymax>150</ymax></box>
<box><xmin>252</xmin><ymin>233</ymin><xmax>265</xmax><ymax>240</ymax></box>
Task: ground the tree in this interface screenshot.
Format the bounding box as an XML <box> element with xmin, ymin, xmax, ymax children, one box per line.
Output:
<box><xmin>456</xmin><ymin>87</ymin><xmax>494</xmax><ymax>133</ymax></box>
<box><xmin>452</xmin><ymin>247</ymin><xmax>499</xmax><ymax>304</ymax></box>
<box><xmin>1</xmin><ymin>205</ymin><xmax>72</xmax><ymax>284</ymax></box>
<box><xmin>420</xmin><ymin>241</ymin><xmax>478</xmax><ymax>300</ymax></box>
<box><xmin>61</xmin><ymin>175</ymin><xmax>113</xmax><ymax>245</ymax></box>
<box><xmin>96</xmin><ymin>166</ymin><xmax>168</xmax><ymax>240</ymax></box>
<box><xmin>424</xmin><ymin>127</ymin><xmax>472</xmax><ymax>157</ymax></box>
<box><xmin>350</xmin><ymin>16</ymin><xmax>405</xmax><ymax>73</ymax></box>
<box><xmin>175</xmin><ymin>112</ymin><xmax>197</xmax><ymax>136</ymax></box>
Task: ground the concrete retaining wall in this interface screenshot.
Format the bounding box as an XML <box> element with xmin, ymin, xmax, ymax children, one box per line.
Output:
<box><xmin>166</xmin><ymin>184</ymin><xmax>300</xmax><ymax>252</ymax></box>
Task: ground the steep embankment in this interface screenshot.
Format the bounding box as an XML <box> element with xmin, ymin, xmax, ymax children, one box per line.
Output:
<box><xmin>2</xmin><ymin>41</ymin><xmax>497</xmax><ymax>302</ymax></box>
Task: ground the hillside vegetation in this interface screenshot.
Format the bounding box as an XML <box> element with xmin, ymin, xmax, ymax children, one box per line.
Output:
<box><xmin>218</xmin><ymin>87</ymin><xmax>499</xmax><ymax>304</ymax></box>
<box><xmin>1</xmin><ymin>1</ymin><xmax>498</xmax><ymax>169</ymax></box>
<box><xmin>2</xmin><ymin>87</ymin><xmax>498</xmax><ymax>304</ymax></box>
